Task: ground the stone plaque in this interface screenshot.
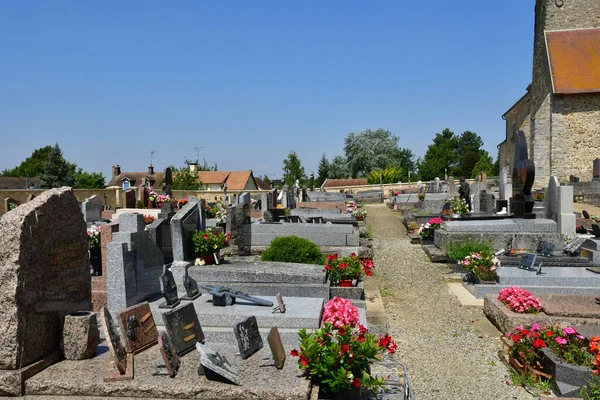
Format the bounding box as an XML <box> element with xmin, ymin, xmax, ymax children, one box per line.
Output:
<box><xmin>565</xmin><ymin>237</ymin><xmax>587</xmax><ymax>255</ymax></box>
<box><xmin>162</xmin><ymin>302</ymin><xmax>205</xmax><ymax>356</ymax></box>
<box><xmin>196</xmin><ymin>342</ymin><xmax>241</xmax><ymax>385</ymax></box>
<box><xmin>182</xmin><ymin>264</ymin><xmax>201</xmax><ymax>301</ymax></box>
<box><xmin>519</xmin><ymin>254</ymin><xmax>537</xmax><ymax>271</ymax></box>
<box><xmin>267</xmin><ymin>327</ymin><xmax>285</xmax><ymax>369</ymax></box>
<box><xmin>102</xmin><ymin>307</ymin><xmax>128</xmax><ymax>375</ymax></box>
<box><xmin>118</xmin><ymin>302</ymin><xmax>158</xmax><ymax>354</ymax></box>
<box><xmin>592</xmin><ymin>224</ymin><xmax>600</xmax><ymax>239</ymax></box>
<box><xmin>159</xmin><ymin>265</ymin><xmax>180</xmax><ymax>309</ymax></box>
<box><xmin>156</xmin><ymin>331</ymin><xmax>180</xmax><ymax>378</ymax></box>
<box><xmin>536</xmin><ymin>241</ymin><xmax>556</xmax><ymax>257</ymax></box>
<box><xmin>234</xmin><ymin>316</ymin><xmax>263</xmax><ymax>360</ymax></box>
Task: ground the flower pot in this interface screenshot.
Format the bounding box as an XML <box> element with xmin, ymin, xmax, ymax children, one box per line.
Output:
<box><xmin>334</xmin><ymin>387</ymin><xmax>368</xmax><ymax>400</ymax></box>
<box><xmin>540</xmin><ymin>347</ymin><xmax>593</xmax><ymax>393</ymax></box>
<box><xmin>200</xmin><ymin>251</ymin><xmax>221</xmax><ymax>265</ymax></box>
<box><xmin>61</xmin><ymin>311</ymin><xmax>99</xmax><ymax>360</ymax></box>
<box><xmin>338</xmin><ymin>280</ymin><xmax>354</xmax><ymax>287</ymax></box>
<box><xmin>355</xmin><ymin>216</ymin><xmax>364</xmax><ymax>221</ymax></box>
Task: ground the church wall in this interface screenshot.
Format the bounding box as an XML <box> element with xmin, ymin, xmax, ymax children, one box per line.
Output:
<box><xmin>551</xmin><ymin>93</ymin><xmax>600</xmax><ymax>183</ymax></box>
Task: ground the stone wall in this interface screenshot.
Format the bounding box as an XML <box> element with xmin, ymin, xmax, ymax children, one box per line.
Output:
<box><xmin>551</xmin><ymin>94</ymin><xmax>600</xmax><ymax>182</ymax></box>
<box><xmin>0</xmin><ymin>189</ymin><xmax>118</xmax><ymax>214</ymax></box>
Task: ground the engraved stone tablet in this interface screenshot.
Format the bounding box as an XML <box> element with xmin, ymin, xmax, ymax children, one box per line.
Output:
<box><xmin>159</xmin><ymin>265</ymin><xmax>180</xmax><ymax>309</ymax></box>
<box><xmin>234</xmin><ymin>316</ymin><xmax>263</xmax><ymax>360</ymax></box>
<box><xmin>101</xmin><ymin>307</ymin><xmax>129</xmax><ymax>378</ymax></box>
<box><xmin>162</xmin><ymin>302</ymin><xmax>205</xmax><ymax>356</ymax></box>
<box><xmin>182</xmin><ymin>264</ymin><xmax>201</xmax><ymax>301</ymax></box>
<box><xmin>536</xmin><ymin>241</ymin><xmax>556</xmax><ymax>257</ymax></box>
<box><xmin>157</xmin><ymin>331</ymin><xmax>180</xmax><ymax>378</ymax></box>
<box><xmin>565</xmin><ymin>237</ymin><xmax>587</xmax><ymax>256</ymax></box>
<box><xmin>196</xmin><ymin>342</ymin><xmax>241</xmax><ymax>385</ymax></box>
<box><xmin>519</xmin><ymin>254</ymin><xmax>537</xmax><ymax>271</ymax></box>
<box><xmin>118</xmin><ymin>302</ymin><xmax>158</xmax><ymax>354</ymax></box>
<box><xmin>267</xmin><ymin>327</ymin><xmax>285</xmax><ymax>369</ymax></box>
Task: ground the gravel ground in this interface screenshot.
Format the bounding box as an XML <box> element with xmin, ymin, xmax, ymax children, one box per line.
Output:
<box><xmin>366</xmin><ymin>204</ymin><xmax>536</xmax><ymax>400</ymax></box>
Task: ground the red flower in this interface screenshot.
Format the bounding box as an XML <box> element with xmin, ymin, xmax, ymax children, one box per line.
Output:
<box><xmin>533</xmin><ymin>339</ymin><xmax>546</xmax><ymax>349</ymax></box>
<box><xmin>299</xmin><ymin>354</ymin><xmax>309</xmax><ymax>367</ymax></box>
<box><xmin>339</xmin><ymin>263</ymin><xmax>348</xmax><ymax>270</ymax></box>
<box><xmin>290</xmin><ymin>349</ymin><xmax>299</xmax><ymax>357</ymax></box>
<box><xmin>341</xmin><ymin>344</ymin><xmax>350</xmax><ymax>355</ymax></box>
<box><xmin>512</xmin><ymin>334</ymin><xmax>521</xmax><ymax>343</ymax></box>
<box><xmin>352</xmin><ymin>377</ymin><xmax>361</xmax><ymax>388</ymax></box>
<box><xmin>546</xmin><ymin>331</ymin><xmax>553</xmax><ymax>337</ymax></box>
<box><xmin>359</xmin><ymin>325</ymin><xmax>368</xmax><ymax>333</ymax></box>
<box><xmin>324</xmin><ymin>264</ymin><xmax>331</xmax><ymax>271</ymax></box>
<box><xmin>521</xmin><ymin>330</ymin><xmax>530</xmax><ymax>336</ymax></box>
<box><xmin>357</xmin><ymin>334</ymin><xmax>365</xmax><ymax>342</ymax></box>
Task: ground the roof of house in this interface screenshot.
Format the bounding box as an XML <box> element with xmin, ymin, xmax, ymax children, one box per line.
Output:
<box><xmin>546</xmin><ymin>29</ymin><xmax>600</xmax><ymax>94</ymax></box>
<box><xmin>107</xmin><ymin>172</ymin><xmax>164</xmax><ymax>188</ymax></box>
<box><xmin>197</xmin><ymin>171</ymin><xmax>256</xmax><ymax>191</ymax></box>
<box><xmin>502</xmin><ymin>89</ymin><xmax>531</xmax><ymax>119</ymax></box>
<box><xmin>0</xmin><ymin>177</ymin><xmax>42</xmax><ymax>189</ymax></box>
<box><xmin>322</xmin><ymin>179</ymin><xmax>368</xmax><ymax>188</ymax></box>
<box><xmin>254</xmin><ymin>176</ymin><xmax>271</xmax><ymax>190</ymax></box>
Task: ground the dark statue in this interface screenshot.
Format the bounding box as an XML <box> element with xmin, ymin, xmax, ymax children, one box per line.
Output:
<box><xmin>162</xmin><ymin>167</ymin><xmax>173</xmax><ymax>197</ymax></box>
<box><xmin>159</xmin><ymin>266</ymin><xmax>180</xmax><ymax>309</ymax></box>
<box><xmin>510</xmin><ymin>131</ymin><xmax>535</xmax><ymax>218</ymax></box>
<box><xmin>458</xmin><ymin>177</ymin><xmax>471</xmax><ymax>212</ymax></box>
<box><xmin>126</xmin><ymin>315</ymin><xmax>137</xmax><ymax>340</ymax></box>
<box><xmin>201</xmin><ymin>284</ymin><xmax>274</xmax><ymax>307</ymax></box>
<box><xmin>182</xmin><ymin>264</ymin><xmax>201</xmax><ymax>300</ymax></box>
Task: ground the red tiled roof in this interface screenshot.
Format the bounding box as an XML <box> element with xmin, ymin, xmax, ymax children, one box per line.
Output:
<box><xmin>546</xmin><ymin>29</ymin><xmax>600</xmax><ymax>94</ymax></box>
<box><xmin>254</xmin><ymin>177</ymin><xmax>271</xmax><ymax>190</ymax></box>
<box><xmin>0</xmin><ymin>177</ymin><xmax>42</xmax><ymax>189</ymax></box>
<box><xmin>196</xmin><ymin>171</ymin><xmax>256</xmax><ymax>191</ymax></box>
<box><xmin>322</xmin><ymin>179</ymin><xmax>368</xmax><ymax>188</ymax></box>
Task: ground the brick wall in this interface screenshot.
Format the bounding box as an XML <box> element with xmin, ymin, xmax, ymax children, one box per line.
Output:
<box><xmin>0</xmin><ymin>188</ymin><xmax>118</xmax><ymax>214</ymax></box>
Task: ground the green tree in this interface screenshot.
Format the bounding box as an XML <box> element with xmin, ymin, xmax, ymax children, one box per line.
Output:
<box><xmin>328</xmin><ymin>156</ymin><xmax>351</xmax><ymax>179</ymax></box>
<box><xmin>41</xmin><ymin>144</ymin><xmax>76</xmax><ymax>188</ymax></box>
<box><xmin>419</xmin><ymin>128</ymin><xmax>460</xmax><ymax>181</ymax></box>
<box><xmin>366</xmin><ymin>166</ymin><xmax>403</xmax><ymax>184</ymax></box>
<box><xmin>2</xmin><ymin>145</ymin><xmax>53</xmax><ymax>177</ymax></box>
<box><xmin>344</xmin><ymin>129</ymin><xmax>411</xmax><ymax>178</ymax></box>
<box><xmin>282</xmin><ymin>151</ymin><xmax>306</xmax><ymax>186</ymax></box>
<box><xmin>316</xmin><ymin>154</ymin><xmax>330</xmax><ymax>186</ymax></box>
<box><xmin>261</xmin><ymin>175</ymin><xmax>272</xmax><ymax>187</ymax></box>
<box><xmin>73</xmin><ymin>169</ymin><xmax>105</xmax><ymax>188</ymax></box>
<box><xmin>471</xmin><ymin>153</ymin><xmax>494</xmax><ymax>179</ymax></box>
<box><xmin>457</xmin><ymin>131</ymin><xmax>485</xmax><ymax>178</ymax></box>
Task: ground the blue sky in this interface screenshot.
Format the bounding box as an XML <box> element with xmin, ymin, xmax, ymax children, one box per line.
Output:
<box><xmin>0</xmin><ymin>1</ymin><xmax>534</xmax><ymax>181</ymax></box>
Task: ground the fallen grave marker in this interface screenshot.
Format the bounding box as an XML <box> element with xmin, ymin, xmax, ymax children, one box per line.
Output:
<box><xmin>162</xmin><ymin>302</ymin><xmax>205</xmax><ymax>356</ymax></box>
<box><xmin>234</xmin><ymin>316</ymin><xmax>263</xmax><ymax>360</ymax></box>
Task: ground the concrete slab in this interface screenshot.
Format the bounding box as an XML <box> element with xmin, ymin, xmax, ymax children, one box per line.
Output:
<box><xmin>447</xmin><ymin>282</ymin><xmax>483</xmax><ymax>308</ymax></box>
<box><xmin>150</xmin><ymin>296</ymin><xmax>324</xmax><ymax>330</ymax></box>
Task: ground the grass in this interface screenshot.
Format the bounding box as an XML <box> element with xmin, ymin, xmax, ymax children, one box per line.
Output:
<box><xmin>581</xmin><ymin>375</ymin><xmax>600</xmax><ymax>400</ymax></box>
<box><xmin>380</xmin><ymin>286</ymin><xmax>392</xmax><ymax>297</ymax></box>
<box><xmin>508</xmin><ymin>367</ymin><xmax>553</xmax><ymax>395</ymax></box>
<box><xmin>359</xmin><ymin>226</ymin><xmax>373</xmax><ymax>239</ymax></box>
<box><xmin>445</xmin><ymin>239</ymin><xmax>493</xmax><ymax>263</ymax></box>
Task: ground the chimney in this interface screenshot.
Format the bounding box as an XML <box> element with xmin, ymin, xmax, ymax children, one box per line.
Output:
<box><xmin>189</xmin><ymin>162</ymin><xmax>198</xmax><ymax>174</ymax></box>
<box><xmin>112</xmin><ymin>165</ymin><xmax>121</xmax><ymax>177</ymax></box>
<box><xmin>148</xmin><ymin>164</ymin><xmax>154</xmax><ymax>175</ymax></box>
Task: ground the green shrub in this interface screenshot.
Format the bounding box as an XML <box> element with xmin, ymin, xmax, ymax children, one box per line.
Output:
<box><xmin>359</xmin><ymin>226</ymin><xmax>373</xmax><ymax>239</ymax></box>
<box><xmin>445</xmin><ymin>240</ymin><xmax>493</xmax><ymax>263</ymax></box>
<box><xmin>136</xmin><ymin>200</ymin><xmax>144</xmax><ymax>209</ymax></box>
<box><xmin>261</xmin><ymin>236</ymin><xmax>325</xmax><ymax>265</ymax></box>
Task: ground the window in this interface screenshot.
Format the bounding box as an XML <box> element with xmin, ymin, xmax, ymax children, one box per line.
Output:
<box><xmin>122</xmin><ymin>179</ymin><xmax>130</xmax><ymax>191</ymax></box>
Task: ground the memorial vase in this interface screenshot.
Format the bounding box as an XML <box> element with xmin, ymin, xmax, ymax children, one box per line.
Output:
<box><xmin>200</xmin><ymin>251</ymin><xmax>221</xmax><ymax>265</ymax></box>
<box><xmin>338</xmin><ymin>280</ymin><xmax>354</xmax><ymax>287</ymax></box>
<box><xmin>89</xmin><ymin>247</ymin><xmax>102</xmax><ymax>276</ymax></box>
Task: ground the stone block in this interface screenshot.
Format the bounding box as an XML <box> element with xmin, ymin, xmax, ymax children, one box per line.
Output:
<box><xmin>119</xmin><ymin>213</ymin><xmax>144</xmax><ymax>233</ymax></box>
<box><xmin>61</xmin><ymin>312</ymin><xmax>99</xmax><ymax>360</ymax></box>
<box><xmin>329</xmin><ymin>281</ymin><xmax>364</xmax><ymax>300</ymax></box>
<box><xmin>0</xmin><ymin>187</ymin><xmax>91</xmax><ymax>370</ymax></box>
<box><xmin>188</xmin><ymin>262</ymin><xmax>326</xmax><ymax>285</ymax></box>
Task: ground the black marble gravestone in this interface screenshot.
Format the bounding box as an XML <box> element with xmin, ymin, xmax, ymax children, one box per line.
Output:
<box><xmin>182</xmin><ymin>264</ymin><xmax>201</xmax><ymax>301</ymax></box>
<box><xmin>162</xmin><ymin>167</ymin><xmax>173</xmax><ymax>196</ymax></box>
<box><xmin>159</xmin><ymin>264</ymin><xmax>180</xmax><ymax>309</ymax></box>
<box><xmin>510</xmin><ymin>131</ymin><xmax>535</xmax><ymax>218</ymax></box>
<box><xmin>234</xmin><ymin>316</ymin><xmax>263</xmax><ymax>360</ymax></box>
<box><xmin>519</xmin><ymin>254</ymin><xmax>537</xmax><ymax>271</ymax></box>
<box><xmin>592</xmin><ymin>224</ymin><xmax>600</xmax><ymax>239</ymax></box>
<box><xmin>162</xmin><ymin>302</ymin><xmax>205</xmax><ymax>356</ymax></box>
<box><xmin>154</xmin><ymin>331</ymin><xmax>180</xmax><ymax>378</ymax></box>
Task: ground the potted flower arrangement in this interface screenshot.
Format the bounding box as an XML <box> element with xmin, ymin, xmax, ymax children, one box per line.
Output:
<box><xmin>291</xmin><ymin>298</ymin><xmax>397</xmax><ymax>399</ymax></box>
<box><xmin>458</xmin><ymin>250</ymin><xmax>500</xmax><ymax>283</ymax></box>
<box><xmin>504</xmin><ymin>324</ymin><xmax>594</xmax><ymax>389</ymax></box>
<box><xmin>417</xmin><ymin>192</ymin><xmax>425</xmax><ymax>201</ymax></box>
<box><xmin>533</xmin><ymin>192</ymin><xmax>545</xmax><ymax>202</ymax></box>
<box><xmin>324</xmin><ymin>253</ymin><xmax>374</xmax><ymax>287</ymax></box>
<box><xmin>143</xmin><ymin>215</ymin><xmax>156</xmax><ymax>225</ymax></box>
<box><xmin>497</xmin><ymin>287</ymin><xmax>542</xmax><ymax>314</ymax></box>
<box><xmin>352</xmin><ymin>209</ymin><xmax>367</xmax><ymax>221</ymax></box>
<box><xmin>87</xmin><ymin>225</ymin><xmax>102</xmax><ymax>276</ymax></box>
<box><xmin>191</xmin><ymin>229</ymin><xmax>231</xmax><ymax>265</ymax></box>
<box><xmin>417</xmin><ymin>217</ymin><xmax>442</xmax><ymax>241</ymax></box>
<box><xmin>450</xmin><ymin>197</ymin><xmax>468</xmax><ymax>217</ymax></box>
<box><xmin>147</xmin><ymin>189</ymin><xmax>158</xmax><ymax>207</ymax></box>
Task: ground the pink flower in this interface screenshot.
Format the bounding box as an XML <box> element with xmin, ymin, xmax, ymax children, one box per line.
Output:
<box><xmin>563</xmin><ymin>326</ymin><xmax>577</xmax><ymax>336</ymax></box>
<box><xmin>555</xmin><ymin>337</ymin><xmax>568</xmax><ymax>345</ymax></box>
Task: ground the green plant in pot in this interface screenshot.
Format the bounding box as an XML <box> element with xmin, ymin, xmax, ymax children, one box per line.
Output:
<box><xmin>325</xmin><ymin>253</ymin><xmax>374</xmax><ymax>287</ymax></box>
<box><xmin>291</xmin><ymin>298</ymin><xmax>397</xmax><ymax>399</ymax></box>
<box><xmin>458</xmin><ymin>250</ymin><xmax>500</xmax><ymax>283</ymax></box>
<box><xmin>450</xmin><ymin>197</ymin><xmax>468</xmax><ymax>216</ymax></box>
<box><xmin>191</xmin><ymin>228</ymin><xmax>231</xmax><ymax>265</ymax></box>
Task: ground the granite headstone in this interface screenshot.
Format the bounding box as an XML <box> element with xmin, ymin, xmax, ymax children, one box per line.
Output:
<box><xmin>162</xmin><ymin>302</ymin><xmax>205</xmax><ymax>356</ymax></box>
<box><xmin>117</xmin><ymin>301</ymin><xmax>158</xmax><ymax>354</ymax></box>
<box><xmin>234</xmin><ymin>316</ymin><xmax>263</xmax><ymax>360</ymax></box>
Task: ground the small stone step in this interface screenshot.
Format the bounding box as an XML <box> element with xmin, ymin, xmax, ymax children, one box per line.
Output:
<box><xmin>422</xmin><ymin>244</ymin><xmax>447</xmax><ymax>262</ymax></box>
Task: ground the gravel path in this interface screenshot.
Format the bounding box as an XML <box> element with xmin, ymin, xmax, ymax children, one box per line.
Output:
<box><xmin>366</xmin><ymin>204</ymin><xmax>536</xmax><ymax>400</ymax></box>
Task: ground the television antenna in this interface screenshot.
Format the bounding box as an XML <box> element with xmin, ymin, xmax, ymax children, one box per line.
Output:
<box><xmin>194</xmin><ymin>146</ymin><xmax>206</xmax><ymax>161</ymax></box>
<box><xmin>150</xmin><ymin>150</ymin><xmax>158</xmax><ymax>165</ymax></box>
